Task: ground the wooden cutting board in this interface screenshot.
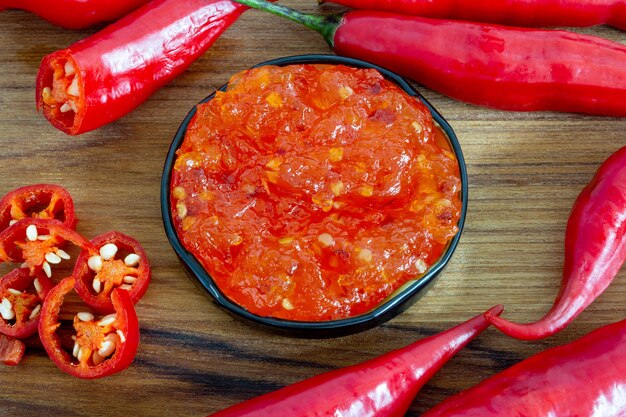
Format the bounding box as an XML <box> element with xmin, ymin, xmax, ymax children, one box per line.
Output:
<box><xmin>1</xmin><ymin>1</ymin><xmax>625</xmax><ymax>415</ymax></box>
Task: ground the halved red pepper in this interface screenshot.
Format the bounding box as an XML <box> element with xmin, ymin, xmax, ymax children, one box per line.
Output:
<box><xmin>73</xmin><ymin>231</ymin><xmax>150</xmax><ymax>314</ymax></box>
<box><xmin>0</xmin><ymin>218</ymin><xmax>94</xmax><ymax>279</ymax></box>
<box><xmin>0</xmin><ymin>0</ymin><xmax>150</xmax><ymax>29</ymax></box>
<box><xmin>39</xmin><ymin>276</ymin><xmax>139</xmax><ymax>379</ymax></box>
<box><xmin>0</xmin><ymin>333</ymin><xmax>25</xmax><ymax>366</ymax></box>
<box><xmin>0</xmin><ymin>184</ymin><xmax>77</xmax><ymax>232</ymax></box>
<box><xmin>0</xmin><ymin>268</ymin><xmax>54</xmax><ymax>339</ymax></box>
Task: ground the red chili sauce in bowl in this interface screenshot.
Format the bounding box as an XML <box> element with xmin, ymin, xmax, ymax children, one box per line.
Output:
<box><xmin>170</xmin><ymin>64</ymin><xmax>462</xmax><ymax>321</ymax></box>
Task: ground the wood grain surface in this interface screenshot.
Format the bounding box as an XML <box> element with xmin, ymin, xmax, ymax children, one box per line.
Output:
<box><xmin>1</xmin><ymin>2</ymin><xmax>626</xmax><ymax>416</ymax></box>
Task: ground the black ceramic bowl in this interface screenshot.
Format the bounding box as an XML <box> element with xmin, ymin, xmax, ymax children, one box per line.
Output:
<box><xmin>161</xmin><ymin>54</ymin><xmax>468</xmax><ymax>337</ymax></box>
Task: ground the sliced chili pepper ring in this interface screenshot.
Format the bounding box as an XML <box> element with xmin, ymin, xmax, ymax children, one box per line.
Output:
<box><xmin>74</xmin><ymin>231</ymin><xmax>150</xmax><ymax>314</ymax></box>
<box><xmin>38</xmin><ymin>276</ymin><xmax>139</xmax><ymax>379</ymax></box>
<box><xmin>0</xmin><ymin>218</ymin><xmax>95</xmax><ymax>278</ymax></box>
<box><xmin>0</xmin><ymin>268</ymin><xmax>54</xmax><ymax>339</ymax></box>
<box><xmin>0</xmin><ymin>184</ymin><xmax>77</xmax><ymax>231</ymax></box>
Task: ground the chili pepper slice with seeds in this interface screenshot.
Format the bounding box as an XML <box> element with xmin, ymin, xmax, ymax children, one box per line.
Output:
<box><xmin>73</xmin><ymin>231</ymin><xmax>151</xmax><ymax>314</ymax></box>
<box><xmin>233</xmin><ymin>0</ymin><xmax>626</xmax><ymax>117</ymax></box>
<box><xmin>207</xmin><ymin>306</ymin><xmax>503</xmax><ymax>417</ymax></box>
<box><xmin>487</xmin><ymin>146</ymin><xmax>626</xmax><ymax>339</ymax></box>
<box><xmin>39</xmin><ymin>276</ymin><xmax>139</xmax><ymax>379</ymax></box>
<box><xmin>0</xmin><ymin>218</ymin><xmax>94</xmax><ymax>279</ymax></box>
<box><xmin>0</xmin><ymin>0</ymin><xmax>149</xmax><ymax>29</ymax></box>
<box><xmin>0</xmin><ymin>268</ymin><xmax>54</xmax><ymax>339</ymax></box>
<box><xmin>420</xmin><ymin>316</ymin><xmax>626</xmax><ymax>416</ymax></box>
<box><xmin>321</xmin><ymin>0</ymin><xmax>626</xmax><ymax>31</ymax></box>
<box><xmin>36</xmin><ymin>0</ymin><xmax>250</xmax><ymax>135</ymax></box>
<box><xmin>0</xmin><ymin>333</ymin><xmax>25</xmax><ymax>366</ymax></box>
<box><xmin>0</xmin><ymin>184</ymin><xmax>76</xmax><ymax>232</ymax></box>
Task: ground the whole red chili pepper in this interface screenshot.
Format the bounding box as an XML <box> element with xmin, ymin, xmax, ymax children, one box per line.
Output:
<box><xmin>486</xmin><ymin>146</ymin><xmax>626</xmax><ymax>340</ymax></box>
<box><xmin>207</xmin><ymin>306</ymin><xmax>503</xmax><ymax>417</ymax></box>
<box><xmin>322</xmin><ymin>0</ymin><xmax>626</xmax><ymax>31</ymax></box>
<box><xmin>233</xmin><ymin>0</ymin><xmax>626</xmax><ymax>117</ymax></box>
<box><xmin>36</xmin><ymin>0</ymin><xmax>249</xmax><ymax>135</ymax></box>
<box><xmin>0</xmin><ymin>0</ymin><xmax>149</xmax><ymax>29</ymax></box>
<box><xmin>420</xmin><ymin>316</ymin><xmax>626</xmax><ymax>416</ymax></box>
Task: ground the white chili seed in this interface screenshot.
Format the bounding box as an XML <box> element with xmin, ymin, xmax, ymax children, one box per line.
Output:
<box><xmin>92</xmin><ymin>278</ymin><xmax>102</xmax><ymax>294</ymax></box>
<box><xmin>98</xmin><ymin>334</ymin><xmax>118</xmax><ymax>357</ymax></box>
<box><xmin>415</xmin><ymin>259</ymin><xmax>428</xmax><ymax>274</ymax></box>
<box><xmin>119</xmin><ymin>284</ymin><xmax>132</xmax><ymax>291</ymax></box>
<box><xmin>28</xmin><ymin>304</ymin><xmax>41</xmax><ymax>320</ymax></box>
<box><xmin>88</xmin><ymin>255</ymin><xmax>103</xmax><ymax>272</ymax></box>
<box><xmin>67</xmin><ymin>77</ymin><xmax>79</xmax><ymax>97</ymax></box>
<box><xmin>33</xmin><ymin>278</ymin><xmax>43</xmax><ymax>295</ymax></box>
<box><xmin>55</xmin><ymin>249</ymin><xmax>71</xmax><ymax>260</ymax></box>
<box><xmin>42</xmin><ymin>261</ymin><xmax>52</xmax><ymax>278</ymax></box>
<box><xmin>77</xmin><ymin>311</ymin><xmax>94</xmax><ymax>322</ymax></box>
<box><xmin>37</xmin><ymin>235</ymin><xmax>51</xmax><ymax>241</ymax></box>
<box><xmin>60</xmin><ymin>103</ymin><xmax>72</xmax><ymax>113</ymax></box>
<box><xmin>359</xmin><ymin>248</ymin><xmax>373</xmax><ymax>263</ymax></box>
<box><xmin>116</xmin><ymin>329</ymin><xmax>126</xmax><ymax>344</ymax></box>
<box><xmin>0</xmin><ymin>305</ymin><xmax>14</xmax><ymax>321</ymax></box>
<box><xmin>124</xmin><ymin>253</ymin><xmax>140</xmax><ymax>267</ymax></box>
<box><xmin>99</xmin><ymin>243</ymin><xmax>118</xmax><ymax>261</ymax></box>
<box><xmin>72</xmin><ymin>341</ymin><xmax>80</xmax><ymax>358</ymax></box>
<box><xmin>97</xmin><ymin>314</ymin><xmax>116</xmax><ymax>327</ymax></box>
<box><xmin>20</xmin><ymin>262</ymin><xmax>28</xmax><ymax>269</ymax></box>
<box><xmin>45</xmin><ymin>252</ymin><xmax>62</xmax><ymax>265</ymax></box>
<box><xmin>282</xmin><ymin>298</ymin><xmax>294</xmax><ymax>311</ymax></box>
<box><xmin>64</xmin><ymin>61</ymin><xmax>76</xmax><ymax>76</ymax></box>
<box><xmin>122</xmin><ymin>276</ymin><xmax>136</xmax><ymax>284</ymax></box>
<box><xmin>317</xmin><ymin>233</ymin><xmax>334</xmax><ymax>248</ymax></box>
<box><xmin>7</xmin><ymin>288</ymin><xmax>21</xmax><ymax>296</ymax></box>
<box><xmin>9</xmin><ymin>220</ymin><xmax>17</xmax><ymax>226</ymax></box>
<box><xmin>26</xmin><ymin>224</ymin><xmax>38</xmax><ymax>241</ymax></box>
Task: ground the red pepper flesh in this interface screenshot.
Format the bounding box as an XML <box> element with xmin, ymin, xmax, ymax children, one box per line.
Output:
<box><xmin>74</xmin><ymin>231</ymin><xmax>151</xmax><ymax>314</ymax></box>
<box><xmin>36</xmin><ymin>0</ymin><xmax>248</xmax><ymax>135</ymax></box>
<box><xmin>487</xmin><ymin>146</ymin><xmax>626</xmax><ymax>339</ymax></box>
<box><xmin>323</xmin><ymin>0</ymin><xmax>626</xmax><ymax>31</ymax></box>
<box><xmin>420</xmin><ymin>316</ymin><xmax>626</xmax><ymax>416</ymax></box>
<box><xmin>233</xmin><ymin>1</ymin><xmax>626</xmax><ymax>117</ymax></box>
<box><xmin>0</xmin><ymin>268</ymin><xmax>54</xmax><ymax>339</ymax></box>
<box><xmin>39</xmin><ymin>276</ymin><xmax>140</xmax><ymax>379</ymax></box>
<box><xmin>0</xmin><ymin>333</ymin><xmax>25</xmax><ymax>366</ymax></box>
<box><xmin>0</xmin><ymin>0</ymin><xmax>149</xmax><ymax>29</ymax></box>
<box><xmin>207</xmin><ymin>306</ymin><xmax>503</xmax><ymax>417</ymax></box>
<box><xmin>0</xmin><ymin>184</ymin><xmax>77</xmax><ymax>232</ymax></box>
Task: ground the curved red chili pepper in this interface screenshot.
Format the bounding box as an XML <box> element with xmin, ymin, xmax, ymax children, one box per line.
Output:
<box><xmin>233</xmin><ymin>0</ymin><xmax>626</xmax><ymax>117</ymax></box>
<box><xmin>420</xmin><ymin>316</ymin><xmax>626</xmax><ymax>416</ymax></box>
<box><xmin>207</xmin><ymin>306</ymin><xmax>503</xmax><ymax>417</ymax></box>
<box><xmin>74</xmin><ymin>231</ymin><xmax>151</xmax><ymax>314</ymax></box>
<box><xmin>322</xmin><ymin>0</ymin><xmax>626</xmax><ymax>31</ymax></box>
<box><xmin>0</xmin><ymin>268</ymin><xmax>54</xmax><ymax>339</ymax></box>
<box><xmin>36</xmin><ymin>0</ymin><xmax>249</xmax><ymax>135</ymax></box>
<box><xmin>486</xmin><ymin>146</ymin><xmax>626</xmax><ymax>339</ymax></box>
<box><xmin>38</xmin><ymin>276</ymin><xmax>140</xmax><ymax>379</ymax></box>
<box><xmin>0</xmin><ymin>0</ymin><xmax>149</xmax><ymax>29</ymax></box>
<box><xmin>0</xmin><ymin>184</ymin><xmax>77</xmax><ymax>231</ymax></box>
<box><xmin>0</xmin><ymin>218</ymin><xmax>95</xmax><ymax>279</ymax></box>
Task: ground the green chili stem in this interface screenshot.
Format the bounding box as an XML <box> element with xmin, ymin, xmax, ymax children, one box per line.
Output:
<box><xmin>233</xmin><ymin>0</ymin><xmax>341</xmax><ymax>47</ymax></box>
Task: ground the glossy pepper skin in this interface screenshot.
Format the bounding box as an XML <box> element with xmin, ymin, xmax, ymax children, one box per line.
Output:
<box><xmin>36</xmin><ymin>0</ymin><xmax>248</xmax><ymax>135</ymax></box>
<box><xmin>487</xmin><ymin>146</ymin><xmax>626</xmax><ymax>339</ymax></box>
<box><xmin>233</xmin><ymin>0</ymin><xmax>626</xmax><ymax>117</ymax></box>
<box><xmin>207</xmin><ymin>306</ymin><xmax>503</xmax><ymax>417</ymax></box>
<box><xmin>420</xmin><ymin>317</ymin><xmax>626</xmax><ymax>416</ymax></box>
<box><xmin>322</xmin><ymin>0</ymin><xmax>626</xmax><ymax>31</ymax></box>
<box><xmin>0</xmin><ymin>0</ymin><xmax>149</xmax><ymax>29</ymax></box>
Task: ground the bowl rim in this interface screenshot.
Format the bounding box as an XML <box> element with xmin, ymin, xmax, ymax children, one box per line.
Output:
<box><xmin>161</xmin><ymin>54</ymin><xmax>468</xmax><ymax>336</ymax></box>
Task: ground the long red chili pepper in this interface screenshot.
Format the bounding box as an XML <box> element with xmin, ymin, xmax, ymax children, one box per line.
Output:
<box><xmin>420</xmin><ymin>316</ymin><xmax>626</xmax><ymax>416</ymax></box>
<box><xmin>322</xmin><ymin>0</ymin><xmax>626</xmax><ymax>31</ymax></box>
<box><xmin>486</xmin><ymin>146</ymin><xmax>626</xmax><ymax>340</ymax></box>
<box><xmin>0</xmin><ymin>0</ymin><xmax>149</xmax><ymax>29</ymax></box>
<box><xmin>233</xmin><ymin>0</ymin><xmax>626</xmax><ymax>117</ymax></box>
<box><xmin>36</xmin><ymin>0</ymin><xmax>249</xmax><ymax>135</ymax></box>
<box><xmin>207</xmin><ymin>306</ymin><xmax>503</xmax><ymax>417</ymax></box>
